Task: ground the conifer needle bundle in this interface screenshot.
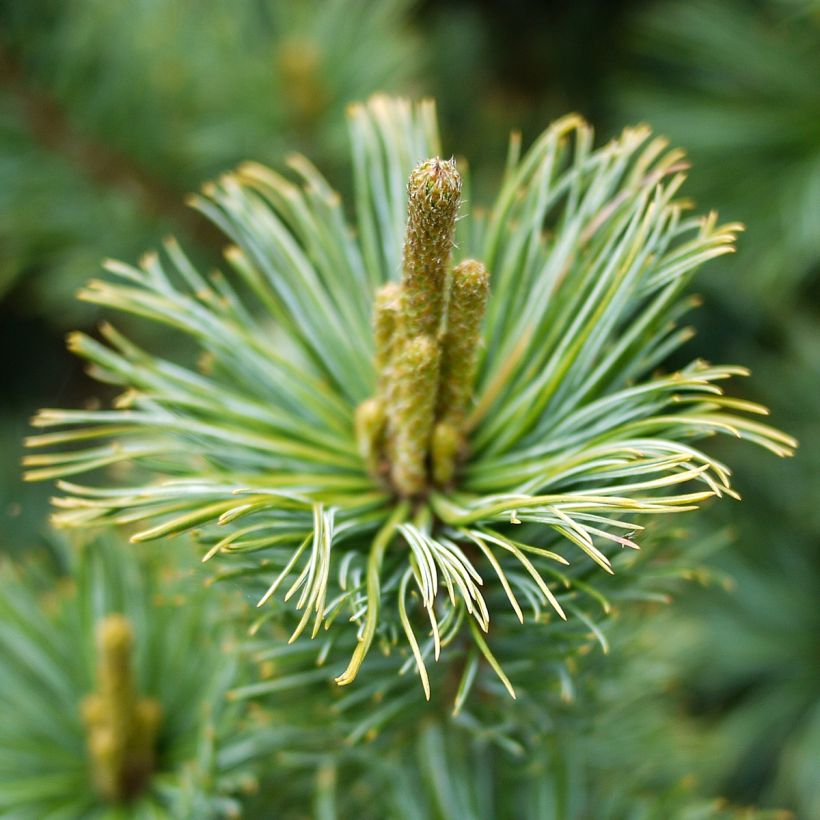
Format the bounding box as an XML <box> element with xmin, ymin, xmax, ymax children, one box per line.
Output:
<box><xmin>25</xmin><ymin>96</ymin><xmax>795</xmax><ymax>701</ymax></box>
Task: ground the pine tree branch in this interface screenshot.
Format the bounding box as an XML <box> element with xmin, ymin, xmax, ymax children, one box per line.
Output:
<box><xmin>0</xmin><ymin>43</ymin><xmax>225</xmax><ymax>256</ymax></box>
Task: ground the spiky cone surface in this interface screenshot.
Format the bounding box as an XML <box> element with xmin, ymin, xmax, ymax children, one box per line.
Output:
<box><xmin>26</xmin><ymin>96</ymin><xmax>795</xmax><ymax>713</ymax></box>
<box><xmin>367</xmin><ymin>283</ymin><xmax>402</xmax><ymax>470</ymax></box>
<box><xmin>0</xmin><ymin>536</ymin><xmax>258</xmax><ymax>817</ymax></box>
<box><xmin>359</xmin><ymin>162</ymin><xmax>482</xmax><ymax>496</ymax></box>
<box><xmin>372</xmin><ymin>282</ymin><xmax>402</xmax><ymax>375</ymax></box>
<box><xmin>368</xmin><ymin>256</ymin><xmax>489</xmax><ymax>494</ymax></box>
<box><xmin>400</xmin><ymin>158</ymin><xmax>462</xmax><ymax>339</ymax></box>
<box><xmin>431</xmin><ymin>419</ymin><xmax>461</xmax><ymax>487</ymax></box>
<box><xmin>389</xmin><ymin>334</ymin><xmax>441</xmax><ymax>496</ymax></box>
<box><xmin>438</xmin><ymin>259</ymin><xmax>490</xmax><ymax>423</ymax></box>
<box><xmin>354</xmin><ymin>397</ymin><xmax>385</xmax><ymax>476</ymax></box>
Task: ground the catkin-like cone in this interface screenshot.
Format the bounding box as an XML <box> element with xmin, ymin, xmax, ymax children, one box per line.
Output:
<box><xmin>438</xmin><ymin>259</ymin><xmax>490</xmax><ymax>424</ymax></box>
<box><xmin>83</xmin><ymin>614</ymin><xmax>160</xmax><ymax>802</ymax></box>
<box><xmin>391</xmin><ymin>335</ymin><xmax>441</xmax><ymax>496</ymax></box>
<box><xmin>355</xmin><ymin>397</ymin><xmax>386</xmax><ymax>475</ymax></box>
<box><xmin>431</xmin><ymin>420</ymin><xmax>461</xmax><ymax>486</ymax></box>
<box><xmin>401</xmin><ymin>158</ymin><xmax>461</xmax><ymax>339</ymax></box>
<box><xmin>97</xmin><ymin>615</ymin><xmax>136</xmax><ymax>754</ymax></box>
<box><xmin>373</xmin><ymin>282</ymin><xmax>401</xmax><ymax>374</ymax></box>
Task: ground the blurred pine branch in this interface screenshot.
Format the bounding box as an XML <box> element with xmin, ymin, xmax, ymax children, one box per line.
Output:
<box><xmin>617</xmin><ymin>0</ymin><xmax>820</xmax><ymax>314</ymax></box>
<box><xmin>0</xmin><ymin>0</ymin><xmax>422</xmax><ymax>312</ymax></box>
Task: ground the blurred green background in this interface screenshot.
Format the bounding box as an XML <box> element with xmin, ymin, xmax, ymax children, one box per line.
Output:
<box><xmin>1</xmin><ymin>0</ymin><xmax>817</xmax><ymax>816</ymax></box>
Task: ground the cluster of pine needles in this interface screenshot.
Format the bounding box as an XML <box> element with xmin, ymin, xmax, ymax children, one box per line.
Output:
<box><xmin>24</xmin><ymin>96</ymin><xmax>794</xmax><ymax>711</ymax></box>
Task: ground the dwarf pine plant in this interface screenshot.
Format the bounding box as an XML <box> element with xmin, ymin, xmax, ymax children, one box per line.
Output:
<box><xmin>26</xmin><ymin>95</ymin><xmax>794</xmax><ymax>706</ymax></box>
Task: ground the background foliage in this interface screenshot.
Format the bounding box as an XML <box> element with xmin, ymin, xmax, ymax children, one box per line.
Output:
<box><xmin>0</xmin><ymin>0</ymin><xmax>816</xmax><ymax>817</ymax></box>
